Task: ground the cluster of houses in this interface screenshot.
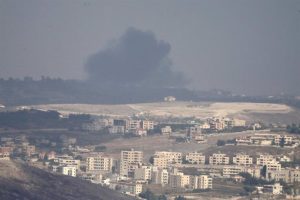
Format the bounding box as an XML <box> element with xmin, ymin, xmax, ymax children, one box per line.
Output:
<box><xmin>235</xmin><ymin>133</ymin><xmax>300</xmax><ymax>148</ymax></box>
<box><xmin>0</xmin><ymin>135</ymin><xmax>37</xmax><ymax>161</ymax></box>
<box><xmin>83</xmin><ymin>118</ymin><xmax>154</xmax><ymax>136</ymax></box>
<box><xmin>199</xmin><ymin>117</ymin><xmax>247</xmax><ymax>131</ymax></box>
<box><xmin>35</xmin><ymin>147</ymin><xmax>299</xmax><ymax>196</ymax></box>
<box><xmin>1</xmin><ymin>131</ymin><xmax>299</xmax><ymax>197</ymax></box>
<box><xmin>83</xmin><ymin>116</ymin><xmax>249</xmax><ymax>133</ymax></box>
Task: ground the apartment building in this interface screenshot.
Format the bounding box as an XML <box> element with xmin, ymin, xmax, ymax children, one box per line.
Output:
<box><xmin>59</xmin><ymin>166</ymin><xmax>76</xmax><ymax>177</ymax></box>
<box><xmin>262</xmin><ymin>183</ymin><xmax>283</xmax><ymax>195</ymax></box>
<box><xmin>233</xmin><ymin>154</ymin><xmax>253</xmax><ymax>166</ymax></box>
<box><xmin>274</xmin><ymin>135</ymin><xmax>294</xmax><ymax>146</ymax></box>
<box><xmin>256</xmin><ymin>154</ymin><xmax>277</xmax><ymax>166</ymax></box>
<box><xmin>225</xmin><ymin>118</ymin><xmax>246</xmax><ymax>128</ymax></box>
<box><xmin>120</xmin><ymin>149</ymin><xmax>143</xmax><ymax>177</ymax></box>
<box><xmin>169</xmin><ymin>172</ymin><xmax>190</xmax><ymax>188</ymax></box>
<box><xmin>128</xmin><ymin>120</ymin><xmax>141</xmax><ymax>130</ymax></box>
<box><xmin>266</xmin><ymin>162</ymin><xmax>281</xmax><ymax>172</ymax></box>
<box><xmin>141</xmin><ymin>120</ymin><xmax>154</xmax><ymax>130</ymax></box>
<box><xmin>86</xmin><ymin>155</ymin><xmax>113</xmax><ymax>172</ymax></box>
<box><xmin>268</xmin><ymin>168</ymin><xmax>300</xmax><ymax>183</ymax></box>
<box><xmin>191</xmin><ymin>175</ymin><xmax>213</xmax><ymax>190</ymax></box>
<box><xmin>161</xmin><ymin>126</ymin><xmax>172</xmax><ymax>135</ymax></box>
<box><xmin>54</xmin><ymin>156</ymin><xmax>81</xmax><ymax>169</ymax></box>
<box><xmin>209</xmin><ymin>153</ymin><xmax>230</xmax><ymax>165</ymax></box>
<box><xmin>199</xmin><ymin>122</ymin><xmax>210</xmax><ymax>130</ymax></box>
<box><xmin>185</xmin><ymin>152</ymin><xmax>205</xmax><ymax>164</ymax></box>
<box><xmin>108</xmin><ymin>126</ymin><xmax>125</xmax><ymax>134</ymax></box>
<box><xmin>151</xmin><ymin>168</ymin><xmax>169</xmax><ymax>185</ymax></box>
<box><xmin>0</xmin><ymin>147</ymin><xmax>10</xmax><ymax>160</ymax></box>
<box><xmin>222</xmin><ymin>165</ymin><xmax>243</xmax><ymax>177</ymax></box>
<box><xmin>208</xmin><ymin>118</ymin><xmax>226</xmax><ymax>131</ymax></box>
<box><xmin>153</xmin><ymin>151</ymin><xmax>182</xmax><ymax>168</ymax></box>
<box><xmin>242</xmin><ymin>165</ymin><xmax>261</xmax><ymax>178</ymax></box>
<box><xmin>111</xmin><ymin>181</ymin><xmax>143</xmax><ymax>196</ymax></box>
<box><xmin>134</xmin><ymin>166</ymin><xmax>152</xmax><ymax>181</ymax></box>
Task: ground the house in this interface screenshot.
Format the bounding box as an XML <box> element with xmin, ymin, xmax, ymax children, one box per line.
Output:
<box><xmin>161</xmin><ymin>126</ymin><xmax>172</xmax><ymax>135</ymax></box>
<box><xmin>262</xmin><ymin>183</ymin><xmax>283</xmax><ymax>195</ymax></box>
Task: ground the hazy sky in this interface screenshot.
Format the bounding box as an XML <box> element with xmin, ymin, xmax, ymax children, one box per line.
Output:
<box><xmin>1</xmin><ymin>0</ymin><xmax>299</xmax><ymax>95</ymax></box>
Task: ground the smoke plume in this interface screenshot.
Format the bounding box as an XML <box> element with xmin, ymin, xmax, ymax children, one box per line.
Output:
<box><xmin>85</xmin><ymin>27</ymin><xmax>185</xmax><ymax>87</ymax></box>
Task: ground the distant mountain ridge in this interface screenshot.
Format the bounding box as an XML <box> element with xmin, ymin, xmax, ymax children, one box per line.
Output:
<box><xmin>1</xmin><ymin>78</ymin><xmax>300</xmax><ymax>109</ymax></box>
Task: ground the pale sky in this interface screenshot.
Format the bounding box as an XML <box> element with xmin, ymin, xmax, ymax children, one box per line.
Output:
<box><xmin>1</xmin><ymin>0</ymin><xmax>299</xmax><ymax>95</ymax></box>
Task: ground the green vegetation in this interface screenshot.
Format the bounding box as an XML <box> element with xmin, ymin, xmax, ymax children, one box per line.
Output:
<box><xmin>192</xmin><ymin>188</ymin><xmax>211</xmax><ymax>193</ymax></box>
<box><xmin>94</xmin><ymin>145</ymin><xmax>107</xmax><ymax>152</ymax></box>
<box><xmin>217</xmin><ymin>139</ymin><xmax>236</xmax><ymax>146</ymax></box>
<box><xmin>139</xmin><ymin>190</ymin><xmax>167</xmax><ymax>200</ymax></box>
<box><xmin>239</xmin><ymin>172</ymin><xmax>274</xmax><ymax>186</ymax></box>
<box><xmin>217</xmin><ymin>140</ymin><xmax>226</xmax><ymax>146</ymax></box>
<box><xmin>0</xmin><ymin>109</ymin><xmax>92</xmax><ymax>130</ymax></box>
<box><xmin>287</xmin><ymin>124</ymin><xmax>300</xmax><ymax>134</ymax></box>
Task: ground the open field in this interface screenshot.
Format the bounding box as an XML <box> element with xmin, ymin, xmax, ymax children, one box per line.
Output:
<box><xmin>22</xmin><ymin>101</ymin><xmax>300</xmax><ymax>124</ymax></box>
<box><xmin>25</xmin><ymin>101</ymin><xmax>292</xmax><ymax>117</ymax></box>
<box><xmin>103</xmin><ymin>131</ymin><xmax>261</xmax><ymax>160</ymax></box>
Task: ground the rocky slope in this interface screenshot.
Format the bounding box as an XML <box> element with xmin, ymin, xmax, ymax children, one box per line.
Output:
<box><xmin>0</xmin><ymin>160</ymin><xmax>135</xmax><ymax>200</ymax></box>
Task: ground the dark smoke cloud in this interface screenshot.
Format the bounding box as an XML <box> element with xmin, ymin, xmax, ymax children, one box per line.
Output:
<box><xmin>85</xmin><ymin>27</ymin><xmax>186</xmax><ymax>87</ymax></box>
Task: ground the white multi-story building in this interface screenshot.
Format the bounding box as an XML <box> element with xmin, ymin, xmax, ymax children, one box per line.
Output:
<box><xmin>153</xmin><ymin>151</ymin><xmax>182</xmax><ymax>168</ymax></box>
<box><xmin>256</xmin><ymin>154</ymin><xmax>277</xmax><ymax>166</ymax></box>
<box><xmin>267</xmin><ymin>168</ymin><xmax>300</xmax><ymax>183</ymax></box>
<box><xmin>169</xmin><ymin>172</ymin><xmax>190</xmax><ymax>188</ymax></box>
<box><xmin>128</xmin><ymin>120</ymin><xmax>141</xmax><ymax>130</ymax></box>
<box><xmin>0</xmin><ymin>147</ymin><xmax>10</xmax><ymax>160</ymax></box>
<box><xmin>199</xmin><ymin>122</ymin><xmax>210</xmax><ymax>130</ymax></box>
<box><xmin>266</xmin><ymin>162</ymin><xmax>281</xmax><ymax>172</ymax></box>
<box><xmin>161</xmin><ymin>126</ymin><xmax>172</xmax><ymax>135</ymax></box>
<box><xmin>153</xmin><ymin>156</ymin><xmax>169</xmax><ymax>168</ymax></box>
<box><xmin>111</xmin><ymin>182</ymin><xmax>143</xmax><ymax>196</ymax></box>
<box><xmin>151</xmin><ymin>168</ymin><xmax>169</xmax><ymax>185</ymax></box>
<box><xmin>223</xmin><ymin>166</ymin><xmax>243</xmax><ymax>177</ymax></box>
<box><xmin>108</xmin><ymin>126</ymin><xmax>125</xmax><ymax>134</ymax></box>
<box><xmin>233</xmin><ymin>154</ymin><xmax>253</xmax><ymax>166</ymax></box>
<box><xmin>134</xmin><ymin>166</ymin><xmax>152</xmax><ymax>181</ymax></box>
<box><xmin>59</xmin><ymin>166</ymin><xmax>76</xmax><ymax>177</ymax></box>
<box><xmin>191</xmin><ymin>175</ymin><xmax>213</xmax><ymax>190</ymax></box>
<box><xmin>209</xmin><ymin>153</ymin><xmax>230</xmax><ymax>165</ymax></box>
<box><xmin>86</xmin><ymin>156</ymin><xmax>113</xmax><ymax>172</ymax></box>
<box><xmin>185</xmin><ymin>152</ymin><xmax>205</xmax><ymax>164</ymax></box>
<box><xmin>54</xmin><ymin>156</ymin><xmax>81</xmax><ymax>169</ymax></box>
<box><xmin>263</xmin><ymin>183</ymin><xmax>283</xmax><ymax>195</ymax></box>
<box><xmin>274</xmin><ymin>135</ymin><xmax>294</xmax><ymax>146</ymax></box>
<box><xmin>141</xmin><ymin>120</ymin><xmax>154</xmax><ymax>130</ymax></box>
<box><xmin>120</xmin><ymin>149</ymin><xmax>143</xmax><ymax>177</ymax></box>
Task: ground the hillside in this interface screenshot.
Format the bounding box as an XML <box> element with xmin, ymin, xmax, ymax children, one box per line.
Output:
<box><xmin>0</xmin><ymin>160</ymin><xmax>135</xmax><ymax>200</ymax></box>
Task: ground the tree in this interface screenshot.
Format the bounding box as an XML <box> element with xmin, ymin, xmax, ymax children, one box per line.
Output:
<box><xmin>158</xmin><ymin>195</ymin><xmax>167</xmax><ymax>200</ymax></box>
<box><xmin>94</xmin><ymin>145</ymin><xmax>107</xmax><ymax>152</ymax></box>
<box><xmin>261</xmin><ymin>165</ymin><xmax>267</xmax><ymax>178</ymax></box>
<box><xmin>217</xmin><ymin>140</ymin><xmax>226</xmax><ymax>146</ymax></box>
<box><xmin>149</xmin><ymin>156</ymin><xmax>154</xmax><ymax>164</ymax></box>
<box><xmin>139</xmin><ymin>189</ymin><xmax>157</xmax><ymax>200</ymax></box>
<box><xmin>175</xmin><ymin>196</ymin><xmax>186</xmax><ymax>200</ymax></box>
<box><xmin>279</xmin><ymin>137</ymin><xmax>285</xmax><ymax>147</ymax></box>
<box><xmin>243</xmin><ymin>185</ymin><xmax>256</xmax><ymax>194</ymax></box>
